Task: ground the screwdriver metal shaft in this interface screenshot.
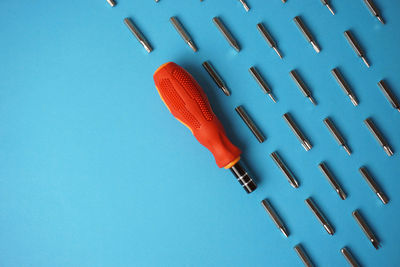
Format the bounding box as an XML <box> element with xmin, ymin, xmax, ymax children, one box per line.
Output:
<box><xmin>293</xmin><ymin>16</ymin><xmax>320</xmax><ymax>53</ymax></box>
<box><xmin>238</xmin><ymin>0</ymin><xmax>250</xmax><ymax>11</ymax></box>
<box><xmin>318</xmin><ymin>162</ymin><xmax>347</xmax><ymax>200</ymax></box>
<box><xmin>305</xmin><ymin>197</ymin><xmax>335</xmax><ymax>235</ymax></box>
<box><xmin>249</xmin><ymin>66</ymin><xmax>276</xmax><ymax>102</ymax></box>
<box><xmin>363</xmin><ymin>0</ymin><xmax>385</xmax><ymax>24</ymax></box>
<box><xmin>364</xmin><ymin>118</ymin><xmax>394</xmax><ymax>156</ymax></box>
<box><xmin>352</xmin><ymin>210</ymin><xmax>381</xmax><ymax>249</ymax></box>
<box><xmin>261</xmin><ymin>199</ymin><xmax>289</xmax><ymax>237</ymax></box>
<box><xmin>235</xmin><ymin>106</ymin><xmax>265</xmax><ymax>143</ymax></box>
<box><xmin>323</xmin><ymin>117</ymin><xmax>351</xmax><ymax>155</ymax></box>
<box><xmin>257</xmin><ymin>23</ymin><xmax>282</xmax><ymax>59</ymax></box>
<box><xmin>359</xmin><ymin>167</ymin><xmax>389</xmax><ymax>204</ymax></box>
<box><xmin>294</xmin><ymin>244</ymin><xmax>315</xmax><ymax>267</ymax></box>
<box><xmin>378</xmin><ymin>80</ymin><xmax>400</xmax><ymax>112</ymax></box>
<box><xmin>321</xmin><ymin>0</ymin><xmax>335</xmax><ymax>15</ymax></box>
<box><xmin>107</xmin><ymin>0</ymin><xmax>116</xmax><ymax>7</ymax></box>
<box><xmin>290</xmin><ymin>70</ymin><xmax>317</xmax><ymax>105</ymax></box>
<box><xmin>202</xmin><ymin>61</ymin><xmax>230</xmax><ymax>96</ymax></box>
<box><xmin>170</xmin><ymin>16</ymin><xmax>197</xmax><ymax>52</ymax></box>
<box><xmin>124</xmin><ymin>18</ymin><xmax>153</xmax><ymax>53</ymax></box>
<box><xmin>331</xmin><ymin>68</ymin><xmax>359</xmax><ymax>106</ymax></box>
<box><xmin>213</xmin><ymin>17</ymin><xmax>240</xmax><ymax>52</ymax></box>
<box><xmin>344</xmin><ymin>30</ymin><xmax>370</xmax><ymax>67</ymax></box>
<box><xmin>270</xmin><ymin>151</ymin><xmax>299</xmax><ymax>188</ymax></box>
<box><xmin>283</xmin><ymin>113</ymin><xmax>312</xmax><ymax>151</ymax></box>
<box><xmin>341</xmin><ymin>247</ymin><xmax>360</xmax><ymax>267</ymax></box>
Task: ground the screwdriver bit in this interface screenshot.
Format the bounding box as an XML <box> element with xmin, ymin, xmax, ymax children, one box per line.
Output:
<box><xmin>124</xmin><ymin>18</ymin><xmax>153</xmax><ymax>53</ymax></box>
<box><xmin>293</xmin><ymin>16</ymin><xmax>320</xmax><ymax>53</ymax></box>
<box><xmin>364</xmin><ymin>118</ymin><xmax>394</xmax><ymax>156</ymax></box>
<box><xmin>331</xmin><ymin>68</ymin><xmax>359</xmax><ymax>106</ymax></box>
<box><xmin>261</xmin><ymin>199</ymin><xmax>289</xmax><ymax>237</ymax></box>
<box><xmin>283</xmin><ymin>113</ymin><xmax>312</xmax><ymax>151</ymax></box>
<box><xmin>359</xmin><ymin>167</ymin><xmax>389</xmax><ymax>204</ymax></box>
<box><xmin>341</xmin><ymin>247</ymin><xmax>361</xmax><ymax>267</ymax></box>
<box><xmin>235</xmin><ymin>106</ymin><xmax>265</xmax><ymax>143</ymax></box>
<box><xmin>170</xmin><ymin>16</ymin><xmax>197</xmax><ymax>52</ymax></box>
<box><xmin>363</xmin><ymin>0</ymin><xmax>385</xmax><ymax>24</ymax></box>
<box><xmin>352</xmin><ymin>210</ymin><xmax>381</xmax><ymax>249</ymax></box>
<box><xmin>249</xmin><ymin>66</ymin><xmax>277</xmax><ymax>102</ymax></box>
<box><xmin>377</xmin><ymin>80</ymin><xmax>400</xmax><ymax>112</ymax></box>
<box><xmin>238</xmin><ymin>0</ymin><xmax>250</xmax><ymax>11</ymax></box>
<box><xmin>318</xmin><ymin>162</ymin><xmax>347</xmax><ymax>200</ymax></box>
<box><xmin>344</xmin><ymin>30</ymin><xmax>370</xmax><ymax>67</ymax></box>
<box><xmin>305</xmin><ymin>197</ymin><xmax>335</xmax><ymax>235</ymax></box>
<box><xmin>202</xmin><ymin>61</ymin><xmax>230</xmax><ymax>96</ymax></box>
<box><xmin>294</xmin><ymin>244</ymin><xmax>315</xmax><ymax>267</ymax></box>
<box><xmin>323</xmin><ymin>117</ymin><xmax>352</xmax><ymax>155</ymax></box>
<box><xmin>321</xmin><ymin>0</ymin><xmax>335</xmax><ymax>15</ymax></box>
<box><xmin>107</xmin><ymin>0</ymin><xmax>116</xmax><ymax>7</ymax></box>
<box><xmin>270</xmin><ymin>151</ymin><xmax>299</xmax><ymax>188</ymax></box>
<box><xmin>213</xmin><ymin>17</ymin><xmax>240</xmax><ymax>52</ymax></box>
<box><xmin>257</xmin><ymin>23</ymin><xmax>283</xmax><ymax>59</ymax></box>
<box><xmin>289</xmin><ymin>70</ymin><xmax>317</xmax><ymax>105</ymax></box>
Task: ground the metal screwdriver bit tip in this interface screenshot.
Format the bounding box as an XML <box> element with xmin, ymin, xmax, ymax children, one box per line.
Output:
<box><xmin>323</xmin><ymin>117</ymin><xmax>352</xmax><ymax>155</ymax></box>
<box><xmin>107</xmin><ymin>0</ymin><xmax>116</xmax><ymax>7</ymax></box>
<box><xmin>318</xmin><ymin>162</ymin><xmax>347</xmax><ymax>200</ymax></box>
<box><xmin>249</xmin><ymin>66</ymin><xmax>277</xmax><ymax>103</ymax></box>
<box><xmin>359</xmin><ymin>167</ymin><xmax>389</xmax><ymax>204</ymax></box>
<box><xmin>341</xmin><ymin>247</ymin><xmax>360</xmax><ymax>267</ymax></box>
<box><xmin>377</xmin><ymin>80</ymin><xmax>400</xmax><ymax>111</ymax></box>
<box><xmin>305</xmin><ymin>198</ymin><xmax>335</xmax><ymax>235</ymax></box>
<box><xmin>363</xmin><ymin>0</ymin><xmax>385</xmax><ymax>24</ymax></box>
<box><xmin>170</xmin><ymin>17</ymin><xmax>197</xmax><ymax>52</ymax></box>
<box><xmin>235</xmin><ymin>106</ymin><xmax>265</xmax><ymax>143</ymax></box>
<box><xmin>239</xmin><ymin>0</ymin><xmax>250</xmax><ymax>11</ymax></box>
<box><xmin>364</xmin><ymin>118</ymin><xmax>394</xmax><ymax>156</ymax></box>
<box><xmin>202</xmin><ymin>61</ymin><xmax>230</xmax><ymax>96</ymax></box>
<box><xmin>294</xmin><ymin>244</ymin><xmax>315</xmax><ymax>267</ymax></box>
<box><xmin>257</xmin><ymin>23</ymin><xmax>283</xmax><ymax>59</ymax></box>
<box><xmin>213</xmin><ymin>17</ymin><xmax>240</xmax><ymax>52</ymax></box>
<box><xmin>294</xmin><ymin>16</ymin><xmax>321</xmax><ymax>53</ymax></box>
<box><xmin>289</xmin><ymin>70</ymin><xmax>317</xmax><ymax>106</ymax></box>
<box><xmin>270</xmin><ymin>151</ymin><xmax>299</xmax><ymax>188</ymax></box>
<box><xmin>344</xmin><ymin>30</ymin><xmax>370</xmax><ymax>67</ymax></box>
<box><xmin>352</xmin><ymin>210</ymin><xmax>381</xmax><ymax>249</ymax></box>
<box><xmin>261</xmin><ymin>199</ymin><xmax>289</xmax><ymax>237</ymax></box>
<box><xmin>124</xmin><ymin>18</ymin><xmax>153</xmax><ymax>53</ymax></box>
<box><xmin>283</xmin><ymin>113</ymin><xmax>312</xmax><ymax>151</ymax></box>
<box><xmin>331</xmin><ymin>68</ymin><xmax>359</xmax><ymax>106</ymax></box>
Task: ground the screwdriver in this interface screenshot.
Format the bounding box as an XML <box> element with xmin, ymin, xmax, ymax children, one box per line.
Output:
<box><xmin>363</xmin><ymin>0</ymin><xmax>385</xmax><ymax>24</ymax></box>
<box><xmin>344</xmin><ymin>30</ymin><xmax>370</xmax><ymax>67</ymax></box>
<box><xmin>153</xmin><ymin>62</ymin><xmax>257</xmax><ymax>193</ymax></box>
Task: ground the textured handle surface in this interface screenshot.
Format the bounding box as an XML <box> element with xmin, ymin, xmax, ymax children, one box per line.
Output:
<box><xmin>153</xmin><ymin>62</ymin><xmax>241</xmax><ymax>168</ymax></box>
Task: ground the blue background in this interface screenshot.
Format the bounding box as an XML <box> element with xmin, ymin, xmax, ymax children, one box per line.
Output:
<box><xmin>1</xmin><ymin>0</ymin><xmax>399</xmax><ymax>266</ymax></box>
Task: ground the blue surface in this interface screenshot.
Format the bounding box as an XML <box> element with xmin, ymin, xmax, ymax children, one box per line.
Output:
<box><xmin>1</xmin><ymin>0</ymin><xmax>399</xmax><ymax>266</ymax></box>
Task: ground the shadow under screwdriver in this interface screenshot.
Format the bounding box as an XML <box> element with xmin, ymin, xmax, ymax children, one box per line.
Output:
<box><xmin>283</xmin><ymin>112</ymin><xmax>312</xmax><ymax>151</ymax></box>
<box><xmin>359</xmin><ymin>166</ymin><xmax>389</xmax><ymax>204</ymax></box>
<box><xmin>290</xmin><ymin>70</ymin><xmax>317</xmax><ymax>105</ymax></box>
<box><xmin>170</xmin><ymin>16</ymin><xmax>197</xmax><ymax>52</ymax></box>
<box><xmin>213</xmin><ymin>17</ymin><xmax>240</xmax><ymax>52</ymax></box>
<box><xmin>293</xmin><ymin>16</ymin><xmax>320</xmax><ymax>53</ymax></box>
<box><xmin>257</xmin><ymin>23</ymin><xmax>283</xmax><ymax>58</ymax></box>
<box><xmin>261</xmin><ymin>199</ymin><xmax>289</xmax><ymax>237</ymax></box>
<box><xmin>235</xmin><ymin>106</ymin><xmax>265</xmax><ymax>143</ymax></box>
<box><xmin>363</xmin><ymin>0</ymin><xmax>385</xmax><ymax>24</ymax></box>
<box><xmin>364</xmin><ymin>118</ymin><xmax>394</xmax><ymax>156</ymax></box>
<box><xmin>270</xmin><ymin>151</ymin><xmax>299</xmax><ymax>188</ymax></box>
<box><xmin>344</xmin><ymin>30</ymin><xmax>370</xmax><ymax>67</ymax></box>
<box><xmin>323</xmin><ymin>117</ymin><xmax>352</xmax><ymax>155</ymax></box>
<box><xmin>249</xmin><ymin>66</ymin><xmax>277</xmax><ymax>102</ymax></box>
<box><xmin>318</xmin><ymin>162</ymin><xmax>347</xmax><ymax>200</ymax></box>
<box><xmin>352</xmin><ymin>210</ymin><xmax>381</xmax><ymax>249</ymax></box>
<box><xmin>305</xmin><ymin>197</ymin><xmax>335</xmax><ymax>235</ymax></box>
<box><xmin>331</xmin><ymin>68</ymin><xmax>359</xmax><ymax>106</ymax></box>
<box><xmin>202</xmin><ymin>61</ymin><xmax>230</xmax><ymax>96</ymax></box>
<box><xmin>377</xmin><ymin>80</ymin><xmax>400</xmax><ymax>112</ymax></box>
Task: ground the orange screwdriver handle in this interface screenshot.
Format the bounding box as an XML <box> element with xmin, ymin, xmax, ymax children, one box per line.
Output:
<box><xmin>153</xmin><ymin>62</ymin><xmax>241</xmax><ymax>168</ymax></box>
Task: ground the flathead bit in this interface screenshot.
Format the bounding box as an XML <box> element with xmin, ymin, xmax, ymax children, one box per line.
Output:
<box><xmin>170</xmin><ymin>17</ymin><xmax>197</xmax><ymax>52</ymax></box>
<box><xmin>378</xmin><ymin>80</ymin><xmax>400</xmax><ymax>112</ymax></box>
<box><xmin>344</xmin><ymin>30</ymin><xmax>370</xmax><ymax>67</ymax></box>
<box><xmin>364</xmin><ymin>118</ymin><xmax>394</xmax><ymax>156</ymax></box>
<box><xmin>202</xmin><ymin>61</ymin><xmax>230</xmax><ymax>96</ymax></box>
<box><xmin>238</xmin><ymin>0</ymin><xmax>250</xmax><ymax>11</ymax></box>
<box><xmin>283</xmin><ymin>112</ymin><xmax>312</xmax><ymax>151</ymax></box>
<box><xmin>294</xmin><ymin>16</ymin><xmax>321</xmax><ymax>53</ymax></box>
<box><xmin>363</xmin><ymin>0</ymin><xmax>385</xmax><ymax>24</ymax></box>
<box><xmin>249</xmin><ymin>66</ymin><xmax>277</xmax><ymax>103</ymax></box>
<box><xmin>290</xmin><ymin>70</ymin><xmax>317</xmax><ymax>105</ymax></box>
<box><xmin>352</xmin><ymin>210</ymin><xmax>381</xmax><ymax>249</ymax></box>
<box><xmin>331</xmin><ymin>68</ymin><xmax>359</xmax><ymax>106</ymax></box>
<box><xmin>124</xmin><ymin>18</ymin><xmax>153</xmax><ymax>53</ymax></box>
<box><xmin>270</xmin><ymin>151</ymin><xmax>299</xmax><ymax>188</ymax></box>
<box><xmin>341</xmin><ymin>247</ymin><xmax>361</xmax><ymax>267</ymax></box>
<box><xmin>294</xmin><ymin>244</ymin><xmax>315</xmax><ymax>267</ymax></box>
<box><xmin>107</xmin><ymin>0</ymin><xmax>116</xmax><ymax>7</ymax></box>
<box><xmin>261</xmin><ymin>199</ymin><xmax>289</xmax><ymax>237</ymax></box>
<box><xmin>213</xmin><ymin>17</ymin><xmax>240</xmax><ymax>52</ymax></box>
<box><xmin>323</xmin><ymin>117</ymin><xmax>352</xmax><ymax>155</ymax></box>
<box><xmin>359</xmin><ymin>167</ymin><xmax>389</xmax><ymax>204</ymax></box>
<box><xmin>305</xmin><ymin>197</ymin><xmax>335</xmax><ymax>235</ymax></box>
<box><xmin>318</xmin><ymin>162</ymin><xmax>347</xmax><ymax>200</ymax></box>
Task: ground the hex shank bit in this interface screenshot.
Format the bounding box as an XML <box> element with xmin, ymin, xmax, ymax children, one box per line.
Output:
<box><xmin>341</xmin><ymin>247</ymin><xmax>360</xmax><ymax>267</ymax></box>
<box><xmin>235</xmin><ymin>106</ymin><xmax>265</xmax><ymax>143</ymax></box>
<box><xmin>344</xmin><ymin>30</ymin><xmax>370</xmax><ymax>67</ymax></box>
<box><xmin>107</xmin><ymin>0</ymin><xmax>116</xmax><ymax>6</ymax></box>
<box><xmin>363</xmin><ymin>0</ymin><xmax>385</xmax><ymax>24</ymax></box>
<box><xmin>320</xmin><ymin>0</ymin><xmax>335</xmax><ymax>15</ymax></box>
<box><xmin>283</xmin><ymin>113</ymin><xmax>312</xmax><ymax>151</ymax></box>
<box><xmin>378</xmin><ymin>80</ymin><xmax>400</xmax><ymax>112</ymax></box>
<box><xmin>261</xmin><ymin>199</ymin><xmax>289</xmax><ymax>237</ymax></box>
<box><xmin>323</xmin><ymin>117</ymin><xmax>351</xmax><ymax>155</ymax></box>
<box><xmin>170</xmin><ymin>16</ymin><xmax>197</xmax><ymax>52</ymax></box>
<box><xmin>257</xmin><ymin>23</ymin><xmax>282</xmax><ymax>58</ymax></box>
<box><xmin>213</xmin><ymin>17</ymin><xmax>240</xmax><ymax>52</ymax></box>
<box><xmin>318</xmin><ymin>162</ymin><xmax>347</xmax><ymax>200</ymax></box>
<box><xmin>352</xmin><ymin>210</ymin><xmax>381</xmax><ymax>249</ymax></box>
<box><xmin>289</xmin><ymin>70</ymin><xmax>317</xmax><ymax>105</ymax></box>
<box><xmin>305</xmin><ymin>197</ymin><xmax>334</xmax><ymax>235</ymax></box>
<box><xmin>238</xmin><ymin>0</ymin><xmax>250</xmax><ymax>11</ymax></box>
<box><xmin>202</xmin><ymin>61</ymin><xmax>230</xmax><ymax>96</ymax></box>
<box><xmin>364</xmin><ymin>118</ymin><xmax>394</xmax><ymax>156</ymax></box>
<box><xmin>249</xmin><ymin>66</ymin><xmax>276</xmax><ymax>102</ymax></box>
<box><xmin>124</xmin><ymin>18</ymin><xmax>153</xmax><ymax>53</ymax></box>
<box><xmin>359</xmin><ymin>167</ymin><xmax>389</xmax><ymax>204</ymax></box>
<box><xmin>270</xmin><ymin>151</ymin><xmax>299</xmax><ymax>188</ymax></box>
<box><xmin>294</xmin><ymin>244</ymin><xmax>315</xmax><ymax>267</ymax></box>
<box><xmin>331</xmin><ymin>68</ymin><xmax>359</xmax><ymax>106</ymax></box>
<box><xmin>293</xmin><ymin>16</ymin><xmax>320</xmax><ymax>53</ymax></box>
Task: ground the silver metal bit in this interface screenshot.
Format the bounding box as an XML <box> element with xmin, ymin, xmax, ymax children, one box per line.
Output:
<box><xmin>341</xmin><ymin>247</ymin><xmax>361</xmax><ymax>267</ymax></box>
<box><xmin>344</xmin><ymin>30</ymin><xmax>370</xmax><ymax>67</ymax></box>
<box><xmin>256</xmin><ymin>23</ymin><xmax>283</xmax><ymax>59</ymax></box>
<box><xmin>107</xmin><ymin>0</ymin><xmax>116</xmax><ymax>7</ymax></box>
<box><xmin>282</xmin><ymin>0</ymin><xmax>287</xmax><ymax>2</ymax></box>
<box><xmin>359</xmin><ymin>167</ymin><xmax>389</xmax><ymax>204</ymax></box>
<box><xmin>318</xmin><ymin>162</ymin><xmax>347</xmax><ymax>200</ymax></box>
<box><xmin>294</xmin><ymin>244</ymin><xmax>315</xmax><ymax>267</ymax></box>
<box><xmin>235</xmin><ymin>106</ymin><xmax>265</xmax><ymax>143</ymax></box>
<box><xmin>293</xmin><ymin>16</ymin><xmax>320</xmax><ymax>53</ymax></box>
<box><xmin>283</xmin><ymin>113</ymin><xmax>312</xmax><ymax>151</ymax></box>
<box><xmin>352</xmin><ymin>210</ymin><xmax>381</xmax><ymax>249</ymax></box>
<box><xmin>170</xmin><ymin>17</ymin><xmax>197</xmax><ymax>52</ymax></box>
<box><xmin>364</xmin><ymin>118</ymin><xmax>394</xmax><ymax>156</ymax></box>
<box><xmin>238</xmin><ymin>0</ymin><xmax>250</xmax><ymax>11</ymax></box>
<box><xmin>123</xmin><ymin>18</ymin><xmax>153</xmax><ymax>53</ymax></box>
<box><xmin>289</xmin><ymin>70</ymin><xmax>317</xmax><ymax>105</ymax></box>
<box><xmin>323</xmin><ymin>117</ymin><xmax>352</xmax><ymax>155</ymax></box>
<box><xmin>202</xmin><ymin>61</ymin><xmax>230</xmax><ymax>96</ymax></box>
<box><xmin>305</xmin><ymin>197</ymin><xmax>335</xmax><ymax>235</ymax></box>
<box><xmin>249</xmin><ymin>66</ymin><xmax>276</xmax><ymax>102</ymax></box>
<box><xmin>331</xmin><ymin>68</ymin><xmax>359</xmax><ymax>106</ymax></box>
<box><xmin>213</xmin><ymin>17</ymin><xmax>240</xmax><ymax>52</ymax></box>
<box><xmin>321</xmin><ymin>0</ymin><xmax>335</xmax><ymax>15</ymax></box>
<box><xmin>378</xmin><ymin>80</ymin><xmax>400</xmax><ymax>112</ymax></box>
<box><xmin>270</xmin><ymin>151</ymin><xmax>299</xmax><ymax>188</ymax></box>
<box><xmin>363</xmin><ymin>0</ymin><xmax>385</xmax><ymax>24</ymax></box>
<box><xmin>261</xmin><ymin>199</ymin><xmax>289</xmax><ymax>237</ymax></box>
